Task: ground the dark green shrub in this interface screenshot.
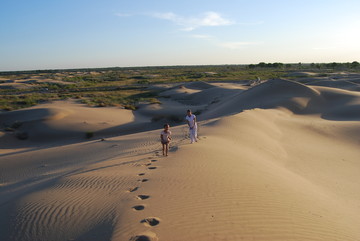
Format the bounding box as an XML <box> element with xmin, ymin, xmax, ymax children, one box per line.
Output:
<box><xmin>16</xmin><ymin>131</ymin><xmax>29</xmax><ymax>140</ymax></box>
<box><xmin>85</xmin><ymin>131</ymin><xmax>94</xmax><ymax>139</ymax></box>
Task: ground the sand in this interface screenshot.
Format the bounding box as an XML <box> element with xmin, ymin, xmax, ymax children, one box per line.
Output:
<box><xmin>1</xmin><ymin>72</ymin><xmax>360</xmax><ymax>241</ymax></box>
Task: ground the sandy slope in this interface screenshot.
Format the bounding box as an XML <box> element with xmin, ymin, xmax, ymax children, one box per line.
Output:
<box><xmin>1</xmin><ymin>74</ymin><xmax>360</xmax><ymax>241</ymax></box>
<box><xmin>0</xmin><ymin>100</ymin><xmax>137</xmax><ymax>151</ymax></box>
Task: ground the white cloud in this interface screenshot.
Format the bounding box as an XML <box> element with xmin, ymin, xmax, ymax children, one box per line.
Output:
<box><xmin>198</xmin><ymin>12</ymin><xmax>233</xmax><ymax>27</ymax></box>
<box><xmin>152</xmin><ymin>12</ymin><xmax>178</xmax><ymax>21</ymax></box>
<box><xmin>152</xmin><ymin>11</ymin><xmax>234</xmax><ymax>31</ymax></box>
<box><xmin>218</xmin><ymin>41</ymin><xmax>261</xmax><ymax>49</ymax></box>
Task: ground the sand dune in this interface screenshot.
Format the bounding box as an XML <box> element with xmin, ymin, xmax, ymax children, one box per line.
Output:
<box><xmin>0</xmin><ymin>100</ymin><xmax>135</xmax><ymax>149</ymax></box>
<box><xmin>202</xmin><ymin>78</ymin><xmax>323</xmax><ymax>119</ymax></box>
<box><xmin>1</xmin><ymin>75</ymin><xmax>360</xmax><ymax>241</ymax></box>
<box><xmin>308</xmin><ymin>79</ymin><xmax>360</xmax><ymax>91</ymax></box>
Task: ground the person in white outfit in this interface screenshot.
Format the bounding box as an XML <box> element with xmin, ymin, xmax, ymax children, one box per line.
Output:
<box><xmin>185</xmin><ymin>109</ymin><xmax>197</xmax><ymax>143</ymax></box>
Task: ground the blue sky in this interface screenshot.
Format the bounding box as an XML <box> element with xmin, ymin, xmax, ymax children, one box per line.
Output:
<box><xmin>1</xmin><ymin>0</ymin><xmax>359</xmax><ymax>71</ymax></box>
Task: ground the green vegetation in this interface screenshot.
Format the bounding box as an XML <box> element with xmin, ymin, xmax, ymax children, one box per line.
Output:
<box><xmin>85</xmin><ymin>131</ymin><xmax>94</xmax><ymax>139</ymax></box>
<box><xmin>309</xmin><ymin>61</ymin><xmax>360</xmax><ymax>70</ymax></box>
<box><xmin>16</xmin><ymin>131</ymin><xmax>29</xmax><ymax>140</ymax></box>
<box><xmin>0</xmin><ymin>62</ymin><xmax>359</xmax><ymax>111</ymax></box>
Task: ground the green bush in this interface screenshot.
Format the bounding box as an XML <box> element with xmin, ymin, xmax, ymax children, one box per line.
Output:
<box><xmin>16</xmin><ymin>131</ymin><xmax>29</xmax><ymax>140</ymax></box>
<box><xmin>85</xmin><ymin>131</ymin><xmax>94</xmax><ymax>139</ymax></box>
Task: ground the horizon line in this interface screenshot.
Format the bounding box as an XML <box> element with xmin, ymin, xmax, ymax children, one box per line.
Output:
<box><xmin>1</xmin><ymin>61</ymin><xmax>359</xmax><ymax>73</ymax></box>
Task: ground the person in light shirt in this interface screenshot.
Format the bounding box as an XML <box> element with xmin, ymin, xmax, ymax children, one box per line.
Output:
<box><xmin>185</xmin><ymin>109</ymin><xmax>198</xmax><ymax>144</ymax></box>
<box><xmin>160</xmin><ymin>123</ymin><xmax>172</xmax><ymax>156</ymax></box>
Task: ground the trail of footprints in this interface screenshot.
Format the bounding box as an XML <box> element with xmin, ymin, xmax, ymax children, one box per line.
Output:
<box><xmin>129</xmin><ymin>158</ymin><xmax>161</xmax><ymax>241</ymax></box>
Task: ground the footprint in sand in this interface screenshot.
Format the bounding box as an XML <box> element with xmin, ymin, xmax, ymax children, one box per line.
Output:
<box><xmin>129</xmin><ymin>233</ymin><xmax>158</xmax><ymax>241</ymax></box>
<box><xmin>136</xmin><ymin>195</ymin><xmax>150</xmax><ymax>200</ymax></box>
<box><xmin>138</xmin><ymin>179</ymin><xmax>148</xmax><ymax>183</ymax></box>
<box><xmin>147</xmin><ymin>167</ymin><xmax>157</xmax><ymax>170</ymax></box>
<box><xmin>169</xmin><ymin>145</ymin><xmax>178</xmax><ymax>152</ymax></box>
<box><xmin>141</xmin><ymin>217</ymin><xmax>160</xmax><ymax>227</ymax></box>
<box><xmin>132</xmin><ymin>205</ymin><xmax>145</xmax><ymax>211</ymax></box>
<box><xmin>128</xmin><ymin>187</ymin><xmax>139</xmax><ymax>192</ymax></box>
<box><xmin>130</xmin><ymin>236</ymin><xmax>149</xmax><ymax>241</ymax></box>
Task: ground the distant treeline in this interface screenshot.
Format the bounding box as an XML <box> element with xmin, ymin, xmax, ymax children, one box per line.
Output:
<box><xmin>0</xmin><ymin>67</ymin><xmax>131</xmax><ymax>76</ymax></box>
<box><xmin>309</xmin><ymin>61</ymin><xmax>360</xmax><ymax>69</ymax></box>
<box><xmin>1</xmin><ymin>61</ymin><xmax>359</xmax><ymax>75</ymax></box>
<box><xmin>248</xmin><ymin>61</ymin><xmax>360</xmax><ymax>69</ymax></box>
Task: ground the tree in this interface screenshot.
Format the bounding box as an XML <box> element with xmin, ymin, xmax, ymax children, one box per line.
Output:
<box><xmin>330</xmin><ymin>62</ymin><xmax>338</xmax><ymax>69</ymax></box>
<box><xmin>272</xmin><ymin>62</ymin><xmax>284</xmax><ymax>68</ymax></box>
<box><xmin>351</xmin><ymin>61</ymin><xmax>360</xmax><ymax>69</ymax></box>
<box><xmin>258</xmin><ymin>62</ymin><xmax>267</xmax><ymax>68</ymax></box>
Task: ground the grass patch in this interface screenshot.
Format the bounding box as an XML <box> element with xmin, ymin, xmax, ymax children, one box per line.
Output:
<box><xmin>85</xmin><ymin>131</ymin><xmax>94</xmax><ymax>139</ymax></box>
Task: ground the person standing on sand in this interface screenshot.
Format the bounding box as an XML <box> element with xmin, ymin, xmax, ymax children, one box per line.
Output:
<box><xmin>160</xmin><ymin>123</ymin><xmax>172</xmax><ymax>156</ymax></box>
<box><xmin>185</xmin><ymin>109</ymin><xmax>198</xmax><ymax>144</ymax></box>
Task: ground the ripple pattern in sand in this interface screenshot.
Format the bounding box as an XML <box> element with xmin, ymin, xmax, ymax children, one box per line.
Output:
<box><xmin>9</xmin><ymin>167</ymin><xmax>136</xmax><ymax>241</ymax></box>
